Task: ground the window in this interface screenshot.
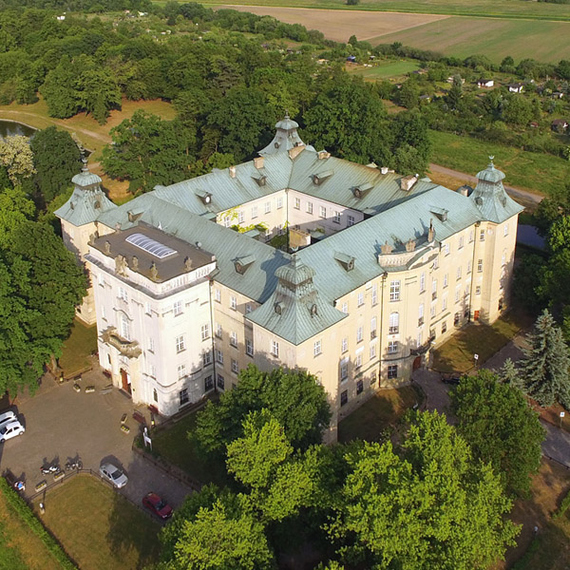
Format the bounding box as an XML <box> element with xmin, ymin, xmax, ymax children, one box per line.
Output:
<box><xmin>341</xmin><ymin>337</ymin><xmax>348</xmax><ymax>353</ymax></box>
<box><xmin>357</xmin><ymin>292</ymin><xmax>364</xmax><ymax>306</ymax></box>
<box><xmin>294</xmin><ymin>197</ymin><xmax>301</xmax><ymax>209</ymax></box>
<box><xmin>340</xmin><ymin>390</ymin><xmax>348</xmax><ymax>406</ymax></box>
<box><xmin>153</xmin><ymin>388</ymin><xmax>158</xmax><ymax>402</ymax></box>
<box><xmin>145</xmin><ymin>302</ymin><xmax>152</xmax><ymax>315</ymax></box>
<box><xmin>205</xmin><ymin>375</ymin><xmax>214</xmax><ymax>391</ymax></box>
<box><xmin>306</xmin><ymin>202</ymin><xmax>313</xmax><ymax>214</ymax></box>
<box><xmin>433</xmin><ymin>257</ymin><xmax>439</xmax><ymax>269</ymax></box>
<box><xmin>230</xmin><ymin>296</ymin><xmax>237</xmax><ymax>310</ymax></box>
<box><xmin>417</xmin><ymin>331</ymin><xmax>423</xmax><ymax>348</ymax></box>
<box><xmin>265</xmin><ymin>201</ymin><xmax>271</xmax><ymax>214</ymax></box>
<box><xmin>370</xmin><ymin>317</ymin><xmax>377</xmax><ymax>339</ymax></box>
<box><xmin>431</xmin><ymin>303</ymin><xmax>437</xmax><ymax>316</ymax></box>
<box><xmin>149</xmin><ymin>364</ymin><xmax>156</xmax><ymax>378</ymax></box>
<box><xmin>214</xmin><ymin>289</ymin><xmax>221</xmax><ymax>303</ymax></box>
<box><xmin>455</xmin><ymin>287</ymin><xmax>461</xmax><ymax>303</ymax></box>
<box><xmin>271</xmin><ymin>341</ymin><xmax>279</xmax><ymax>357</ymax></box>
<box><xmin>370</xmin><ymin>374</ymin><xmax>377</xmax><ymax>385</ymax></box>
<box><xmin>245</xmin><ymin>304</ymin><xmax>252</xmax><ymax>314</ymax></box>
<box><xmin>340</xmin><ymin>359</ymin><xmax>348</xmax><ymax>381</ymax></box>
<box><xmin>369</xmin><ymin>344</ymin><xmax>376</xmax><ymax>360</ymax></box>
<box><xmin>390</xmin><ymin>280</ymin><xmax>401</xmax><ymax>302</ymax></box>
<box><xmin>387</xmin><ymin>365</ymin><xmax>398</xmax><ymax>379</ymax></box>
<box><xmin>443</xmin><ymin>274</ymin><xmax>448</xmax><ymax>288</ymax></box>
<box><xmin>432</xmin><ymin>279</ymin><xmax>438</xmax><ymax>300</ymax></box>
<box><xmin>333</xmin><ymin>211</ymin><xmax>341</xmax><ymax>224</ymax></box>
<box><xmin>467</xmin><ymin>260</ymin><xmax>472</xmax><ymax>274</ymax></box>
<box><xmin>231</xmin><ymin>359</ymin><xmax>239</xmax><ymax>374</ymax></box>
<box><xmin>175</xmin><ymin>335</ymin><xmax>185</xmax><ymax>353</ymax></box>
<box><xmin>237</xmin><ymin>211</ymin><xmax>245</xmax><ymax>224</ymax></box>
<box><xmin>177</xmin><ymin>364</ymin><xmax>186</xmax><ymax>379</ymax></box>
<box><xmin>476</xmin><ymin>285</ymin><xmax>481</xmax><ymax>295</ymax></box>
<box><xmin>223</xmin><ymin>216</ymin><xmax>231</xmax><ymax>228</ymax></box>
<box><xmin>371</xmin><ymin>284</ymin><xmax>378</xmax><ymax>306</ymax></box>
<box><xmin>229</xmin><ymin>331</ymin><xmax>238</xmax><ymax>347</ymax></box>
<box><xmin>454</xmin><ymin>312</ymin><xmax>460</xmax><ymax>326</ymax></box>
<box><xmin>217</xmin><ymin>375</ymin><xmax>225</xmax><ymax>390</ymax></box>
<box><xmin>251</xmin><ymin>205</ymin><xmax>258</xmax><ymax>219</ymax></box>
<box><xmin>201</xmin><ymin>323</ymin><xmax>210</xmax><ymax>341</ymax></box>
<box><xmin>443</xmin><ymin>243</ymin><xmax>450</xmax><ymax>256</ymax></box>
<box><xmin>319</xmin><ymin>206</ymin><xmax>326</xmax><ymax>218</ymax></box>
<box><xmin>456</xmin><ymin>266</ymin><xmax>462</xmax><ymax>280</ymax></box>
<box><xmin>459</xmin><ymin>236</ymin><xmax>464</xmax><ymax>249</ymax></box>
<box><xmin>148</xmin><ymin>337</ymin><xmax>155</xmax><ymax>352</ymax></box>
<box><xmin>347</xmin><ymin>215</ymin><xmax>355</xmax><ymax>227</ymax></box>
<box><xmin>120</xmin><ymin>314</ymin><xmax>130</xmax><ymax>340</ymax></box>
<box><xmin>355</xmin><ymin>354</ymin><xmax>363</xmax><ymax>369</ymax></box>
<box><xmin>477</xmin><ymin>259</ymin><xmax>483</xmax><ymax>273</ymax></box>
<box><xmin>504</xmin><ymin>223</ymin><xmax>509</xmax><ymax>236</ymax></box>
<box><xmin>215</xmin><ymin>323</ymin><xmax>222</xmax><ymax>338</ymax></box>
<box><xmin>442</xmin><ymin>296</ymin><xmax>447</xmax><ymax>311</ymax></box>
<box><xmin>441</xmin><ymin>321</ymin><xmax>447</xmax><ymax>334</ymax></box>
<box><xmin>419</xmin><ymin>272</ymin><xmax>426</xmax><ymax>293</ymax></box>
<box><xmin>173</xmin><ymin>300</ymin><xmax>182</xmax><ymax>316</ymax></box>
<box><xmin>388</xmin><ymin>340</ymin><xmax>398</xmax><ymax>354</ymax></box>
<box><xmin>418</xmin><ymin>304</ymin><xmax>424</xmax><ymax>326</ymax></box>
<box><xmin>245</xmin><ymin>338</ymin><xmax>254</xmax><ymax>357</ymax></box>
<box><xmin>502</xmin><ymin>252</ymin><xmax>506</xmax><ymax>266</ymax></box>
<box><xmin>469</xmin><ymin>230</ymin><xmax>474</xmax><ymax>243</ymax></box>
<box><xmin>356</xmin><ymin>326</ymin><xmax>363</xmax><ymax>343</ymax></box>
<box><xmin>314</xmin><ymin>340</ymin><xmax>322</xmax><ymax>356</ymax></box>
<box><xmin>389</xmin><ymin>312</ymin><xmax>399</xmax><ymax>334</ymax></box>
<box><xmin>179</xmin><ymin>388</ymin><xmax>189</xmax><ymax>406</ymax></box>
<box><xmin>277</xmin><ymin>197</ymin><xmax>283</xmax><ymax>209</ymax></box>
<box><xmin>356</xmin><ymin>380</ymin><xmax>364</xmax><ymax>395</ymax></box>
<box><xmin>480</xmin><ymin>229</ymin><xmax>485</xmax><ymax>241</ymax></box>
<box><xmin>215</xmin><ymin>349</ymin><xmax>223</xmax><ymax>364</ymax></box>
<box><xmin>97</xmin><ymin>273</ymin><xmax>104</xmax><ymax>287</ymax></box>
<box><xmin>203</xmin><ymin>350</ymin><xmax>212</xmax><ymax>366</ymax></box>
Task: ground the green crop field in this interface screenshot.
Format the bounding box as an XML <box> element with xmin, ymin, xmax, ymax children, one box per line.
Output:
<box><xmin>374</xmin><ymin>17</ymin><xmax>570</xmax><ymax>63</ymax></box>
<box><xmin>347</xmin><ymin>60</ymin><xmax>420</xmax><ymax>80</ymax></box>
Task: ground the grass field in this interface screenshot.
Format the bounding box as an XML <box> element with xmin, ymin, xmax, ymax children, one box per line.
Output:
<box><xmin>429</xmin><ymin>130</ymin><xmax>570</xmax><ymax>196</ymax></box>
<box><xmin>0</xmin><ymin>484</ymin><xmax>62</xmax><ymax>570</ymax></box>
<box><xmin>35</xmin><ymin>475</ymin><xmax>161</xmax><ymax>570</ymax></box>
<box><xmin>58</xmin><ymin>319</ymin><xmax>98</xmax><ymax>379</ymax></box>
<box><xmin>347</xmin><ymin>60</ymin><xmax>420</xmax><ymax>80</ymax></box>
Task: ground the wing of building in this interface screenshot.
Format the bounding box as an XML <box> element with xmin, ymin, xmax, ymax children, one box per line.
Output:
<box><xmin>56</xmin><ymin>120</ymin><xmax>523</xmax><ymax>442</ymax></box>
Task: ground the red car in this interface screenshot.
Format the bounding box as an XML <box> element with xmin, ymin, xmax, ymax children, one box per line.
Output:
<box><xmin>142</xmin><ymin>492</ymin><xmax>173</xmax><ymax>519</ymax></box>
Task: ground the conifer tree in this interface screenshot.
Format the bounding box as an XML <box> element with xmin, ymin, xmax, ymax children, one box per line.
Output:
<box><xmin>521</xmin><ymin>309</ymin><xmax>570</xmax><ymax>409</ymax></box>
<box><xmin>499</xmin><ymin>358</ymin><xmax>523</xmax><ymax>389</ymax></box>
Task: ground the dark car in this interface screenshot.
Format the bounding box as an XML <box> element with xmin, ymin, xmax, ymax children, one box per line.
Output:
<box><xmin>142</xmin><ymin>492</ymin><xmax>173</xmax><ymax>519</ymax></box>
<box><xmin>441</xmin><ymin>374</ymin><xmax>461</xmax><ymax>385</ymax></box>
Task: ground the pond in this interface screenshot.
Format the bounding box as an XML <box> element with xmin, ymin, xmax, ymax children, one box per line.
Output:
<box><xmin>0</xmin><ymin>119</ymin><xmax>37</xmax><ymax>138</ymax></box>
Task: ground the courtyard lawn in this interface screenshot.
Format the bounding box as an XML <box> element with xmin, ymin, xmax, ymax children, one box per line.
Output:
<box><xmin>0</xmin><ymin>482</ymin><xmax>62</xmax><ymax>570</ymax></box>
<box><xmin>338</xmin><ymin>384</ymin><xmax>421</xmax><ymax>443</ymax></box>
<box><xmin>431</xmin><ymin>310</ymin><xmax>532</xmax><ymax>374</ymax></box>
<box><xmin>34</xmin><ymin>475</ymin><xmax>161</xmax><ymax>570</ymax></box>
<box><xmin>58</xmin><ymin>319</ymin><xmax>98</xmax><ymax>380</ymax></box>
<box><xmin>152</xmin><ymin>411</ymin><xmax>229</xmax><ymax>487</ymax></box>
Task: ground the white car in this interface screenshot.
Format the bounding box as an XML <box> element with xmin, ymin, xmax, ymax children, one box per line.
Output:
<box><xmin>0</xmin><ymin>420</ymin><xmax>25</xmax><ymax>443</ymax></box>
<box><xmin>99</xmin><ymin>463</ymin><xmax>128</xmax><ymax>488</ymax></box>
<box><xmin>0</xmin><ymin>410</ymin><xmax>16</xmax><ymax>428</ymax></box>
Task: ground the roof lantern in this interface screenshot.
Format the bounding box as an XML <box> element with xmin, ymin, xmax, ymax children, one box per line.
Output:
<box><xmin>258</xmin><ymin>112</ymin><xmax>305</xmax><ymax>156</ymax></box>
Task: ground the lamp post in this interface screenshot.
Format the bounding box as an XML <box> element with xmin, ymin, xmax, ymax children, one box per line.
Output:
<box><xmin>473</xmin><ymin>353</ymin><xmax>479</xmax><ymax>369</ymax></box>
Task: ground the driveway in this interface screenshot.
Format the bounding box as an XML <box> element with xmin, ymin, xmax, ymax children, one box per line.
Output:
<box><xmin>0</xmin><ymin>365</ymin><xmax>193</xmax><ymax>510</ymax></box>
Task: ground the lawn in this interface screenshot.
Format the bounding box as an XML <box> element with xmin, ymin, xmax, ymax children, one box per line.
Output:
<box><xmin>0</xmin><ymin>483</ymin><xmax>62</xmax><ymax>570</ymax></box>
<box><xmin>338</xmin><ymin>384</ymin><xmax>421</xmax><ymax>443</ymax></box>
<box><xmin>429</xmin><ymin>130</ymin><xmax>570</xmax><ymax>197</ymax></box>
<box><xmin>431</xmin><ymin>309</ymin><xmax>532</xmax><ymax>374</ymax></box>
<box><xmin>58</xmin><ymin>319</ymin><xmax>98</xmax><ymax>379</ymax></box>
<box><xmin>348</xmin><ymin>60</ymin><xmax>420</xmax><ymax>80</ymax></box>
<box><xmin>35</xmin><ymin>475</ymin><xmax>161</xmax><ymax>570</ymax></box>
<box><xmin>152</xmin><ymin>411</ymin><xmax>229</xmax><ymax>487</ymax></box>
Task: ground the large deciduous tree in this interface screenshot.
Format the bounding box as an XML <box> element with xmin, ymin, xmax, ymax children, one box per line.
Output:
<box><xmin>330</xmin><ymin>411</ymin><xmax>519</xmax><ymax>570</ymax></box>
<box><xmin>0</xmin><ymin>135</ymin><xmax>35</xmax><ymax>185</ymax></box>
<box><xmin>521</xmin><ymin>309</ymin><xmax>570</xmax><ymax>409</ymax></box>
<box><xmin>450</xmin><ymin>369</ymin><xmax>545</xmax><ymax>496</ymax></box>
<box><xmin>194</xmin><ymin>364</ymin><xmax>331</xmax><ymax>459</ymax></box>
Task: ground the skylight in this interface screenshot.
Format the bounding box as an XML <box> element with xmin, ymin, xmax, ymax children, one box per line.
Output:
<box><xmin>126</xmin><ymin>232</ymin><xmax>177</xmax><ymax>259</ymax></box>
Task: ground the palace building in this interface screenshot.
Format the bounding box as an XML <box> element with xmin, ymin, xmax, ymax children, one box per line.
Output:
<box><xmin>56</xmin><ymin>117</ymin><xmax>523</xmax><ymax>441</ymax></box>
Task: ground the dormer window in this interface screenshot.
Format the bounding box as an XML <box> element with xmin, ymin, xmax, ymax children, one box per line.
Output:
<box><xmin>252</xmin><ymin>175</ymin><xmax>267</xmax><ymax>187</ymax></box>
<box><xmin>195</xmin><ymin>190</ymin><xmax>212</xmax><ymax>205</ymax></box>
<box><xmin>312</xmin><ymin>170</ymin><xmax>333</xmax><ymax>185</ymax></box>
<box><xmin>334</xmin><ymin>252</ymin><xmax>355</xmax><ymax>272</ymax></box>
<box><xmin>353</xmin><ymin>182</ymin><xmax>373</xmax><ymax>199</ymax></box>
<box><xmin>234</xmin><ymin>255</ymin><xmax>255</xmax><ymax>274</ymax></box>
<box><xmin>430</xmin><ymin>206</ymin><xmax>448</xmax><ymax>222</ymax></box>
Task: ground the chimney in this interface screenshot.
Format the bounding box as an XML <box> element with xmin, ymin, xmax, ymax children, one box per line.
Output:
<box><xmin>380</xmin><ymin>166</ymin><xmax>389</xmax><ymax>175</ymax></box>
<box><xmin>288</xmin><ymin>145</ymin><xmax>305</xmax><ymax>160</ymax></box>
<box><xmin>318</xmin><ymin>150</ymin><xmax>330</xmax><ymax>160</ymax></box>
<box><xmin>229</xmin><ymin>166</ymin><xmax>236</xmax><ymax>178</ymax></box>
<box><xmin>254</xmin><ymin>157</ymin><xmax>264</xmax><ymax>169</ymax></box>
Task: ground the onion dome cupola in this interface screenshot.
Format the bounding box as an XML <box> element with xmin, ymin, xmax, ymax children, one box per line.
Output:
<box><xmin>469</xmin><ymin>157</ymin><xmax>523</xmax><ymax>223</ymax></box>
<box><xmin>259</xmin><ymin>113</ymin><xmax>306</xmax><ymax>156</ymax></box>
<box><xmin>55</xmin><ymin>160</ymin><xmax>117</xmax><ymax>226</ymax></box>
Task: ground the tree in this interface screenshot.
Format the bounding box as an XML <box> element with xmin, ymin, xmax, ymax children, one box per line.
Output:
<box><xmin>0</xmin><ymin>135</ymin><xmax>35</xmax><ymax>185</ymax></box>
<box><xmin>330</xmin><ymin>411</ymin><xmax>519</xmax><ymax>570</ymax></box>
<box><xmin>30</xmin><ymin>126</ymin><xmax>82</xmax><ymax>206</ymax></box>
<box><xmin>390</xmin><ymin>110</ymin><xmax>432</xmax><ymax>175</ymax></box>
<box><xmin>450</xmin><ymin>370</ymin><xmax>545</xmax><ymax>496</ymax></box>
<box><xmin>446</xmin><ymin>74</ymin><xmax>463</xmax><ymax>110</ymax></box>
<box><xmin>521</xmin><ymin>309</ymin><xmax>570</xmax><ymax>409</ymax></box>
<box><xmin>195</xmin><ymin>364</ymin><xmax>331</xmax><ymax>459</ymax></box>
<box><xmin>498</xmin><ymin>358</ymin><xmax>523</xmax><ymax>388</ymax></box>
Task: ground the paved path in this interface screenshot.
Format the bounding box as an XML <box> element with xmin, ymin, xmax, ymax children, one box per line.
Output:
<box><xmin>429</xmin><ymin>163</ymin><xmax>543</xmax><ymax>208</ymax></box>
<box><xmin>0</xmin><ymin>365</ymin><xmax>193</xmax><ymax>510</ymax></box>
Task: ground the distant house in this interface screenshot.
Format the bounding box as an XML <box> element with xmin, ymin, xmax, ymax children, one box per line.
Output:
<box><xmin>508</xmin><ymin>83</ymin><xmax>524</xmax><ymax>93</ymax></box>
<box><xmin>477</xmin><ymin>79</ymin><xmax>494</xmax><ymax>88</ymax></box>
<box><xmin>346</xmin><ymin>55</ymin><xmax>356</xmax><ymax>63</ymax></box>
<box><xmin>552</xmin><ymin>92</ymin><xmax>564</xmax><ymax>99</ymax></box>
<box><xmin>419</xmin><ymin>94</ymin><xmax>431</xmax><ymax>103</ymax></box>
<box><xmin>551</xmin><ymin>118</ymin><xmax>569</xmax><ymax>132</ymax></box>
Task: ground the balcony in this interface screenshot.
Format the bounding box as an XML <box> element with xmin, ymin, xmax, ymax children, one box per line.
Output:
<box><xmin>101</xmin><ymin>327</ymin><xmax>142</xmax><ymax>359</ymax></box>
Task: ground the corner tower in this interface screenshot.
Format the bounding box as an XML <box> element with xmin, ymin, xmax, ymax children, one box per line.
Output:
<box><xmin>259</xmin><ymin>114</ymin><xmax>306</xmax><ymax>156</ymax></box>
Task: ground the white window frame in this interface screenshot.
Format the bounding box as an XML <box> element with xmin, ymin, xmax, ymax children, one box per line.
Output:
<box><xmin>271</xmin><ymin>340</ymin><xmax>279</xmax><ymax>357</ymax></box>
<box><xmin>176</xmin><ymin>335</ymin><xmax>185</xmax><ymax>353</ymax></box>
<box><xmin>389</xmin><ymin>280</ymin><xmax>400</xmax><ymax>302</ymax></box>
<box><xmin>314</xmin><ymin>340</ymin><xmax>322</xmax><ymax>357</ymax></box>
<box><xmin>319</xmin><ymin>206</ymin><xmax>326</xmax><ymax>219</ymax></box>
<box><xmin>201</xmin><ymin>323</ymin><xmax>210</xmax><ymax>341</ymax></box>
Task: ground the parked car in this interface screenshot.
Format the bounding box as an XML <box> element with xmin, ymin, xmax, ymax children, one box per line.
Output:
<box><xmin>441</xmin><ymin>374</ymin><xmax>461</xmax><ymax>385</ymax></box>
<box><xmin>99</xmin><ymin>463</ymin><xmax>128</xmax><ymax>488</ymax></box>
<box><xmin>142</xmin><ymin>492</ymin><xmax>173</xmax><ymax>519</ymax></box>
<box><xmin>0</xmin><ymin>420</ymin><xmax>25</xmax><ymax>443</ymax></box>
<box><xmin>0</xmin><ymin>410</ymin><xmax>16</xmax><ymax>428</ymax></box>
